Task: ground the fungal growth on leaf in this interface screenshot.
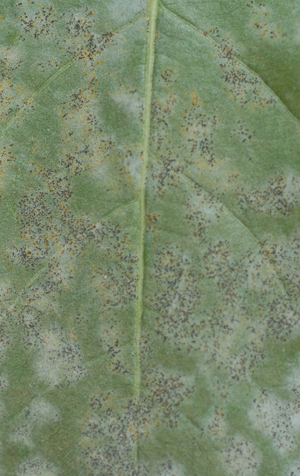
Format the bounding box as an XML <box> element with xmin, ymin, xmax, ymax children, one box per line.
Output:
<box><xmin>0</xmin><ymin>0</ymin><xmax>299</xmax><ymax>475</ymax></box>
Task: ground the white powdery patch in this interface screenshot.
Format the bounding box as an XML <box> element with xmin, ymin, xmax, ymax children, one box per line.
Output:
<box><xmin>248</xmin><ymin>391</ymin><xmax>297</xmax><ymax>455</ymax></box>
<box><xmin>220</xmin><ymin>435</ymin><xmax>261</xmax><ymax>476</ymax></box>
<box><xmin>30</xmin><ymin>398</ymin><xmax>60</xmax><ymax>424</ymax></box>
<box><xmin>113</xmin><ymin>87</ymin><xmax>144</xmax><ymax>120</ymax></box>
<box><xmin>35</xmin><ymin>327</ymin><xmax>87</xmax><ymax>387</ymax></box>
<box><xmin>284</xmin><ymin>359</ymin><xmax>300</xmax><ymax>434</ymax></box>
<box><xmin>285</xmin><ymin>461</ymin><xmax>300</xmax><ymax>476</ymax></box>
<box><xmin>10</xmin><ymin>397</ymin><xmax>60</xmax><ymax>448</ymax></box>
<box><xmin>105</xmin><ymin>0</ymin><xmax>145</xmax><ymax>22</ymax></box>
<box><xmin>0</xmin><ymin>46</ymin><xmax>22</xmax><ymax>66</ymax></box>
<box><xmin>241</xmin><ymin>173</ymin><xmax>300</xmax><ymax>217</ymax></box>
<box><xmin>287</xmin><ymin>357</ymin><xmax>300</xmax><ymax>398</ymax></box>
<box><xmin>122</xmin><ymin>148</ymin><xmax>142</xmax><ymax>185</ymax></box>
<box><xmin>166</xmin><ymin>251</ymin><xmax>191</xmax><ymax>317</ymax></box>
<box><xmin>17</xmin><ymin>457</ymin><xmax>57</xmax><ymax>476</ymax></box>
<box><xmin>201</xmin><ymin>406</ymin><xmax>227</xmax><ymax>440</ymax></box>
<box><xmin>156</xmin><ymin>461</ymin><xmax>185</xmax><ymax>476</ymax></box>
<box><xmin>0</xmin><ymin>375</ymin><xmax>9</xmax><ymax>423</ymax></box>
<box><xmin>290</xmin><ymin>412</ymin><xmax>300</xmax><ymax>433</ymax></box>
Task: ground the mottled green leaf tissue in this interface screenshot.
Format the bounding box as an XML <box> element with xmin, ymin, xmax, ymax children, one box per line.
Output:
<box><xmin>0</xmin><ymin>0</ymin><xmax>300</xmax><ymax>474</ymax></box>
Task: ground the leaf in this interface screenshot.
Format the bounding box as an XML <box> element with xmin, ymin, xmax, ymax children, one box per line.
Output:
<box><xmin>0</xmin><ymin>0</ymin><xmax>300</xmax><ymax>475</ymax></box>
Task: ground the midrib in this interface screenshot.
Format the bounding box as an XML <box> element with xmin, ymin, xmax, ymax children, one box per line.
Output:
<box><xmin>134</xmin><ymin>0</ymin><xmax>158</xmax><ymax>466</ymax></box>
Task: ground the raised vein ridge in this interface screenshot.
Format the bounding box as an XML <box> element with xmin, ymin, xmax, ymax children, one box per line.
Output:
<box><xmin>134</xmin><ymin>0</ymin><xmax>159</xmax><ymax>466</ymax></box>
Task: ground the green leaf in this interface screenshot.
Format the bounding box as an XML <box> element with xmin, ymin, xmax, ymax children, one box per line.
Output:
<box><xmin>1</xmin><ymin>0</ymin><xmax>300</xmax><ymax>474</ymax></box>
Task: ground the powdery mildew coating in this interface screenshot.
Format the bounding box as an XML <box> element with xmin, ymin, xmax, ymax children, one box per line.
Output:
<box><xmin>0</xmin><ymin>0</ymin><xmax>300</xmax><ymax>475</ymax></box>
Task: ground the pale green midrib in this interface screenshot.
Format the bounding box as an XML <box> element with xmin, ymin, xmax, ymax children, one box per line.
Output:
<box><xmin>133</xmin><ymin>0</ymin><xmax>158</xmax><ymax>466</ymax></box>
<box><xmin>135</xmin><ymin>0</ymin><xmax>158</xmax><ymax>402</ymax></box>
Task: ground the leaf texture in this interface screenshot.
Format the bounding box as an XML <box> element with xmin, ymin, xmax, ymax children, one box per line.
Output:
<box><xmin>1</xmin><ymin>0</ymin><xmax>300</xmax><ymax>475</ymax></box>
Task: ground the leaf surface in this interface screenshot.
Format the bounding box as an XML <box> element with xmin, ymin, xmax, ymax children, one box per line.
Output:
<box><xmin>0</xmin><ymin>1</ymin><xmax>300</xmax><ymax>475</ymax></box>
